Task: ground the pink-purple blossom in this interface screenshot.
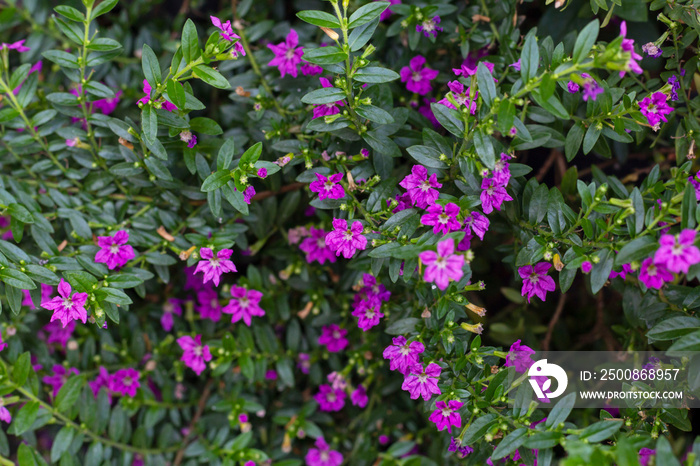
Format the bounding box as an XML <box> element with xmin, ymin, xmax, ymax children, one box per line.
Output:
<box><xmin>401</xmin><ymin>362</ymin><xmax>442</xmax><ymax>400</ymax></box>
<box><xmin>351</xmin><ymin>386</ymin><xmax>368</xmax><ymax>408</ymax></box>
<box><xmin>210</xmin><ymin>16</ymin><xmax>245</xmax><ymax>57</ymax></box>
<box><xmin>177</xmin><ymin>335</ymin><xmax>212</xmax><ymax>375</ymax></box>
<box><xmin>480</xmin><ymin>177</ymin><xmax>513</xmax><ymax>214</ymax></box>
<box><xmin>89</xmin><ymin>366</ymin><xmax>111</xmax><ymax>400</ymax></box>
<box><xmin>310</xmin><ymin>172</ymin><xmax>345</xmax><ymax>200</ymax></box>
<box><xmin>305</xmin><ymin>437</ymin><xmax>343</xmax><ymax>466</ymax></box>
<box><xmin>642</xmin><ymin>43</ymin><xmax>662</xmax><ymax>58</ymax></box>
<box><xmin>318</xmin><ymin>324</ymin><xmax>348</xmax><ymax>352</ymax></box>
<box><xmin>654</xmin><ymin>229</ymin><xmax>700</xmax><ymax>274</ymax></box>
<box><xmin>419</xmin><ymin>238</ymin><xmax>465</xmax><ymax>290</ymax></box>
<box><xmin>463</xmin><ymin>211</ymin><xmax>490</xmax><ymax>240</ymax></box>
<box><xmin>619</xmin><ymin>21</ymin><xmax>643</xmax><ymax>77</ymax></box>
<box><xmin>352</xmin><ymin>297</ymin><xmax>384</xmax><ymax>331</ymax></box>
<box><xmin>420</xmin><ymin>203</ymin><xmax>461</xmax><ymax>235</ymax></box>
<box><xmin>638</xmin><ymin>92</ymin><xmax>674</xmax><ymax>130</ymax></box>
<box><xmin>257</xmin><ymin>168</ymin><xmax>268</xmax><ymax>178</ymax></box>
<box><xmin>416</xmin><ymin>16</ymin><xmax>442</xmax><ymax>38</ymax></box>
<box><xmin>453</xmin><ymin>61</ymin><xmax>494</xmax><ymax>77</ymax></box>
<box><xmin>222</xmin><ymin>286</ymin><xmax>265</xmax><ymax>326</ymax></box>
<box><xmin>2</xmin><ymin>40</ymin><xmax>30</xmax><ymax>52</ymax></box>
<box><xmin>94</xmin><ymin>230</ymin><xmax>135</xmax><ymax>270</ymax></box>
<box><xmin>399</xmin><ymin>165</ymin><xmax>442</xmax><ymax>209</ymax></box>
<box><xmin>161</xmin><ymin>298</ymin><xmax>182</xmax><ymax>331</ymax></box>
<box><xmin>267</xmin><ymin>29</ymin><xmax>304</xmax><ymax>78</ymax></box>
<box><xmin>315</xmin><ymin>384</ymin><xmax>346</xmax><ymax>411</ymax></box>
<box><xmin>180</xmin><ymin>131</ymin><xmax>197</xmax><ymax>148</ymax></box>
<box><xmin>505</xmin><ymin>339</ymin><xmax>536</xmax><ymax>373</ymax></box>
<box><xmin>438</xmin><ymin>81</ymin><xmax>477</xmax><ymax>114</ymax></box>
<box><xmin>639</xmin><ymin>258</ymin><xmax>673</xmax><ymax>289</ymax></box>
<box><xmin>429</xmin><ymin>400</ymin><xmax>463</xmax><ymax>433</ymax></box>
<box><xmin>400</xmin><ymin>56</ymin><xmax>439</xmax><ymax>95</ymax></box>
<box><xmin>43</xmin><ymin>365</ymin><xmax>80</xmax><ymax>397</ymax></box>
<box><xmin>299</xmin><ymin>227</ymin><xmax>337</xmax><ymax>264</ymax></box>
<box><xmin>138</xmin><ymin>79</ymin><xmax>177</xmax><ymax>112</ymax></box>
<box><xmin>325</xmin><ymin>218</ymin><xmax>367</xmax><ymax>259</ymax></box>
<box><xmin>383</xmin><ymin>336</ymin><xmax>425</xmax><ymax>375</ymax></box>
<box><xmin>41</xmin><ymin>278</ymin><xmax>89</xmax><ymax>328</ymax></box>
<box><xmin>43</xmin><ymin>320</ymin><xmax>76</xmax><ymax>347</ymax></box>
<box><xmin>196</xmin><ymin>288</ymin><xmax>223</xmax><ymax>322</ymax></box>
<box><xmin>109</xmin><ymin>368</ymin><xmax>140</xmax><ymax>397</ymax></box>
<box><xmin>194</xmin><ymin>247</ymin><xmax>237</xmax><ymax>287</ymax></box>
<box><xmin>519</xmin><ymin>262</ymin><xmax>556</xmax><ymax>303</ymax></box>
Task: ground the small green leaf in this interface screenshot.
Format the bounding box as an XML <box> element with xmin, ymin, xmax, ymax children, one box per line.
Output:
<box><xmin>302</xmin><ymin>46</ymin><xmax>348</xmax><ymax>65</ymax></box>
<box><xmin>354</xmin><ymin>67</ymin><xmax>400</xmax><ymax>83</ymax></box>
<box><xmin>181</xmin><ymin>19</ymin><xmax>200</xmax><ymax>63</ymax></box>
<box><xmin>193</xmin><ymin>65</ymin><xmax>231</xmax><ymax>89</ymax></box>
<box><xmin>301</xmin><ymin>87</ymin><xmax>346</xmax><ymax>105</ymax></box>
<box><xmin>141</xmin><ymin>44</ymin><xmax>161</xmax><ymax>87</ymax></box>
<box><xmin>297</xmin><ymin>10</ymin><xmax>341</xmax><ymax>28</ymax></box>
<box><xmin>348</xmin><ymin>2</ymin><xmax>389</xmax><ymax>29</ymax></box>
<box><xmin>141</xmin><ymin>105</ymin><xmax>158</xmax><ymax>144</ymax></box>
<box><xmin>492</xmin><ymin>428</ymin><xmax>528</xmax><ymax>460</ymax></box>
<box><xmin>54</xmin><ymin>5</ymin><xmax>85</xmax><ymax>22</ymax></box>
<box><xmin>201</xmin><ymin>170</ymin><xmax>231</xmax><ymax>192</ymax></box>
<box><xmin>572</xmin><ymin>20</ymin><xmax>600</xmax><ymax>63</ymax></box>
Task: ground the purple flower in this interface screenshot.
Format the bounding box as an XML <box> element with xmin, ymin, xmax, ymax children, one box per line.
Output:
<box><xmin>383</xmin><ymin>336</ymin><xmax>425</xmax><ymax>375</ymax></box>
<box><xmin>401</xmin><ymin>363</ymin><xmax>442</xmax><ymax>400</ymax></box>
<box><xmin>305</xmin><ymin>437</ymin><xmax>343</xmax><ymax>466</ymax></box>
<box><xmin>312</xmin><ymin>77</ymin><xmax>344</xmax><ymax>119</ymax></box>
<box><xmin>654</xmin><ymin>229</ymin><xmax>700</xmax><ymax>274</ymax></box>
<box><xmin>23</xmin><ymin>284</ymin><xmax>54</xmax><ymax>310</ymax></box>
<box><xmin>639</xmin><ymin>258</ymin><xmax>673</xmax><ymax>290</ymax></box>
<box><xmin>299</xmin><ymin>227</ymin><xmax>337</xmax><ymax>265</ymax></box>
<box><xmin>180</xmin><ymin>131</ymin><xmax>197</xmax><ymax>148</ymax></box>
<box><xmin>480</xmin><ymin>178</ymin><xmax>513</xmax><ymax>214</ymax></box>
<box><xmin>222</xmin><ymin>286</ymin><xmax>265</xmax><ymax>326</ymax></box>
<box><xmin>301</xmin><ymin>62</ymin><xmax>323</xmax><ymax>76</ymax></box>
<box><xmin>196</xmin><ymin>288</ymin><xmax>222</xmax><ymax>322</ymax></box>
<box><xmin>453</xmin><ymin>61</ymin><xmax>494</xmax><ymax>77</ymax></box>
<box><xmin>609</xmin><ymin>263</ymin><xmax>633</xmax><ymax>280</ymax></box>
<box><xmin>42</xmin><ymin>365</ymin><xmax>80</xmax><ymax>397</ymax></box>
<box><xmin>519</xmin><ymin>262</ymin><xmax>556</xmax><ymax>303</ymax></box>
<box><xmin>581</xmin><ymin>261</ymin><xmax>592</xmax><ymax>273</ymax></box>
<box><xmin>419</xmin><ymin>238</ymin><xmax>465</xmax><ymax>290</ymax></box>
<box><xmin>399</xmin><ymin>165</ymin><xmax>442</xmax><ymax>209</ymax></box>
<box><xmin>325</xmin><ymin>218</ymin><xmax>367</xmax><ymax>259</ymax></box>
<box><xmin>493</xmin><ymin>153</ymin><xmax>512</xmax><ymax>185</ymax></box>
<box><xmin>420</xmin><ymin>203</ymin><xmax>461</xmax><ymax>235</ymax></box>
<box><xmin>582</xmin><ymin>80</ymin><xmax>604</xmax><ymax>101</ymax></box>
<box><xmin>567</xmin><ymin>81</ymin><xmax>580</xmax><ymax>93</ymax></box>
<box><xmin>243</xmin><ymin>186</ymin><xmax>255</xmax><ymax>204</ymax></box>
<box><xmin>210</xmin><ymin>16</ymin><xmax>245</xmax><ymax>58</ymax></box>
<box><xmin>267</xmin><ymin>29</ymin><xmax>304</xmax><ymax>78</ymax></box>
<box><xmin>89</xmin><ymin>366</ymin><xmax>111</xmax><ymax>400</ymax></box>
<box><xmin>352</xmin><ymin>296</ymin><xmax>384</xmax><ymax>331</ymax></box>
<box><xmin>315</xmin><ymin>384</ymin><xmax>346</xmax><ymax>411</ymax></box>
<box><xmin>619</xmin><ymin>21</ymin><xmax>643</xmax><ymax>77</ymax></box>
<box><xmin>438</xmin><ymin>81</ymin><xmax>477</xmax><ymax>114</ymax></box>
<box><xmin>378</xmin><ymin>0</ymin><xmax>401</xmax><ymax>21</ymax></box>
<box><xmin>639</xmin><ymin>448</ymin><xmax>655</xmax><ymax>466</ymax></box>
<box><xmin>448</xmin><ymin>438</ymin><xmax>473</xmax><ymax>458</ymax></box>
<box><xmin>351</xmin><ymin>386</ymin><xmax>368</xmax><ymax>408</ymax></box>
<box><xmin>0</xmin><ymin>333</ymin><xmax>6</xmax><ymax>352</ymax></box>
<box><xmin>257</xmin><ymin>168</ymin><xmax>268</xmax><ymax>178</ymax></box>
<box><xmin>94</xmin><ymin>230</ymin><xmax>135</xmax><ymax>270</ymax></box>
<box><xmin>429</xmin><ymin>400</ymin><xmax>463</xmax><ymax>433</ymax></box>
<box><xmin>298</xmin><ymin>353</ymin><xmax>311</xmax><ymax>374</ymax></box>
<box><xmin>400</xmin><ymin>56</ymin><xmax>439</xmax><ymax>95</ymax></box>
<box><xmin>416</xmin><ymin>16</ymin><xmax>442</xmax><ymax>38</ymax></box>
<box><xmin>310</xmin><ymin>172</ymin><xmax>345</xmax><ymax>200</ymax></box>
<box><xmin>194</xmin><ymin>247</ymin><xmax>237</xmax><ymax>287</ymax></box>
<box><xmin>43</xmin><ymin>320</ymin><xmax>76</xmax><ymax>347</ymax></box>
<box><xmin>361</xmin><ymin>148</ymin><xmax>370</xmax><ymax>158</ymax></box>
<box><xmin>505</xmin><ymin>340</ymin><xmax>536</xmax><ymax>373</ymax></box>
<box><xmin>318</xmin><ymin>324</ymin><xmax>348</xmax><ymax>352</ymax></box>
<box><xmin>642</xmin><ymin>43</ymin><xmax>662</xmax><ymax>58</ymax></box>
<box><xmin>177</xmin><ymin>335</ymin><xmax>212</xmax><ymax>376</ymax></box>
<box><xmin>109</xmin><ymin>368</ymin><xmax>140</xmax><ymax>398</ymax></box>
<box><xmin>2</xmin><ymin>40</ymin><xmax>30</xmax><ymax>52</ymax></box>
<box><xmin>668</xmin><ymin>75</ymin><xmax>681</xmax><ymax>102</ymax></box>
<box><xmin>138</xmin><ymin>79</ymin><xmax>177</xmax><ymax>112</ymax></box>
<box><xmin>639</xmin><ymin>92</ymin><xmax>674</xmax><ymax>130</ymax></box>
<box><xmin>41</xmin><ymin>279</ymin><xmax>89</xmax><ymax>328</ymax></box>
<box><xmin>161</xmin><ymin>298</ymin><xmax>182</xmax><ymax>331</ymax></box>
<box><xmin>509</xmin><ymin>59</ymin><xmax>522</xmax><ymax>71</ymax></box>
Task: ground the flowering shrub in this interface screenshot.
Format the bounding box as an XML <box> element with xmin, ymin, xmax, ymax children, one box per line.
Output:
<box><xmin>0</xmin><ymin>0</ymin><xmax>700</xmax><ymax>464</ymax></box>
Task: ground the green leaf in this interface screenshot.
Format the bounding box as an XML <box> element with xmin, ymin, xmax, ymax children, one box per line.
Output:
<box><xmin>682</xmin><ymin>182</ymin><xmax>697</xmax><ymax>230</ymax></box>
<box><xmin>590</xmin><ymin>248</ymin><xmax>613</xmax><ymax>294</ymax></box>
<box><xmin>301</xmin><ymin>87</ymin><xmax>346</xmax><ymax>105</ymax></box>
<box><xmin>385</xmin><ymin>318</ymin><xmax>419</xmax><ymax>335</ymax></box>
<box><xmin>647</xmin><ymin>316</ymin><xmax>700</xmax><ymax>341</ymax></box>
<box><xmin>348</xmin><ymin>2</ymin><xmax>389</xmax><ymax>29</ymax></box>
<box><xmin>240</xmin><ymin>142</ymin><xmax>263</xmax><ymax>166</ymax></box>
<box><xmin>528</xmin><ymin>184</ymin><xmax>549</xmax><ymax>224</ymax></box>
<box><xmin>141</xmin><ymin>105</ymin><xmax>158</xmax><ymax>144</ymax></box>
<box><xmin>54</xmin><ymin>5</ymin><xmax>85</xmax><ymax>22</ymax></box>
<box><xmin>166</xmin><ymin>80</ymin><xmax>186</xmax><ymax>110</ymax></box>
<box><xmin>492</xmin><ymin>428</ymin><xmax>528</xmax><ymax>460</ymax></box>
<box><xmin>545</xmin><ymin>393</ymin><xmax>576</xmax><ymax>428</ymax></box>
<box><xmin>13</xmin><ymin>352</ymin><xmax>32</xmax><ymax>387</ymax></box>
<box><xmin>98</xmin><ymin>288</ymin><xmax>133</xmax><ymax>305</ymax></box>
<box><xmin>221</xmin><ymin>182</ymin><xmax>249</xmax><ymax>215</ymax></box>
<box><xmin>348</xmin><ymin>18</ymin><xmax>379</xmax><ymax>52</ymax></box>
<box><xmin>477</xmin><ymin>62</ymin><xmax>497</xmax><ymax>107</ymax></box>
<box><xmin>217</xmin><ymin>138</ymin><xmax>236</xmax><ymax>171</ymax></box>
<box><xmin>520</xmin><ymin>33</ymin><xmax>539</xmax><ymax>80</ymax></box>
<box><xmin>462</xmin><ymin>414</ymin><xmax>498</xmax><ymax>444</ymax></box>
<box><xmin>302</xmin><ymin>46</ymin><xmax>347</xmax><ymax>65</ymax></box>
<box><xmin>141</xmin><ymin>44</ymin><xmax>161</xmax><ymax>87</ymax></box>
<box><xmin>144</xmin><ymin>156</ymin><xmax>172</xmax><ymax>181</ymax></box>
<box><xmin>614</xmin><ymin>236</ymin><xmax>657</xmax><ymax>266</ymax></box>
<box><xmin>297</xmin><ymin>10</ymin><xmax>341</xmax><ymax>28</ymax></box>
<box><xmin>17</xmin><ymin>443</ymin><xmax>37</xmax><ymax>466</ymax></box>
<box><xmin>190</xmin><ymin>117</ymin><xmax>222</xmax><ymax>135</ymax></box>
<box><xmin>50</xmin><ymin>427</ymin><xmax>76</xmax><ymax>463</ymax></box>
<box><xmin>12</xmin><ymin>401</ymin><xmax>39</xmax><ymax>435</ymax></box>
<box><xmin>579</xmin><ymin>420</ymin><xmax>622</xmax><ymax>442</ymax></box>
<box><xmin>565</xmin><ymin>123</ymin><xmax>585</xmax><ymax>161</ymax></box>
<box><xmin>55</xmin><ymin>376</ymin><xmax>84</xmax><ymax>413</ymax></box>
<box><xmin>430</xmin><ymin>103</ymin><xmax>464</xmax><ymax>137</ymax></box>
<box><xmin>0</xmin><ymin>268</ymin><xmax>35</xmax><ymax>290</ymax></box>
<box><xmin>6</xmin><ymin>284</ymin><xmax>22</xmax><ymax>315</ymax></box>
<box><xmin>91</xmin><ymin>0</ymin><xmax>118</xmax><ymax>18</ymax></box>
<box><xmin>583</xmin><ymin>124</ymin><xmax>602</xmax><ymax>154</ymax></box>
<box><xmin>406</xmin><ymin>146</ymin><xmax>447</xmax><ymax>169</ymax></box>
<box><xmin>655</xmin><ymin>437</ymin><xmax>681</xmax><ymax>466</ymax></box>
<box><xmin>473</xmin><ymin>130</ymin><xmax>496</xmax><ymax>170</ymax></box>
<box><xmin>668</xmin><ymin>329</ymin><xmax>700</xmax><ymax>352</ymax></box>
<box><xmin>42</xmin><ymin>50</ymin><xmax>79</xmax><ymax>69</ymax></box>
<box><xmin>106</xmin><ymin>274</ymin><xmax>144</xmax><ymax>289</ymax></box>
<box><xmin>354</xmin><ymin>67</ymin><xmax>400</xmax><ymax>83</ymax></box>
<box><xmin>193</xmin><ymin>65</ymin><xmax>231</xmax><ymax>89</ymax></box>
<box><xmin>355</xmin><ymin>105</ymin><xmax>394</xmax><ymax>124</ymax></box>
<box><xmin>181</xmin><ymin>19</ymin><xmax>200</xmax><ymax>63</ymax></box>
<box><xmin>572</xmin><ymin>20</ymin><xmax>600</xmax><ymax>63</ymax></box>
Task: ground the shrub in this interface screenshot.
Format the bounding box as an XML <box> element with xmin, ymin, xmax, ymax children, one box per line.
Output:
<box><xmin>0</xmin><ymin>0</ymin><xmax>699</xmax><ymax>464</ymax></box>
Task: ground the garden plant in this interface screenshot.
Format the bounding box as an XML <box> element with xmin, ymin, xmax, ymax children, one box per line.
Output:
<box><xmin>0</xmin><ymin>0</ymin><xmax>700</xmax><ymax>464</ymax></box>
